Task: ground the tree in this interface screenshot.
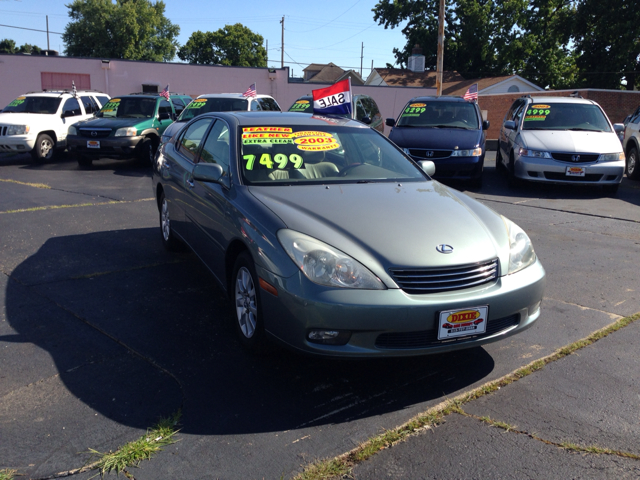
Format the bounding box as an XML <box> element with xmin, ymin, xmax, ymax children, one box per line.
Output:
<box><xmin>0</xmin><ymin>39</ymin><xmax>43</xmax><ymax>55</ymax></box>
<box><xmin>177</xmin><ymin>24</ymin><xmax>267</xmax><ymax>67</ymax></box>
<box><xmin>62</xmin><ymin>0</ymin><xmax>180</xmax><ymax>62</ymax></box>
<box><xmin>574</xmin><ymin>0</ymin><xmax>640</xmax><ymax>90</ymax></box>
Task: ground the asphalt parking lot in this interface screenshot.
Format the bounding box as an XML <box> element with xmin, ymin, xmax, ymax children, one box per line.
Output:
<box><xmin>1</xmin><ymin>151</ymin><xmax>639</xmax><ymax>479</ymax></box>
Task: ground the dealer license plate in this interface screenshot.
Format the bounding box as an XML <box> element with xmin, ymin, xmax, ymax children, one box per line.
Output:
<box><xmin>438</xmin><ymin>305</ymin><xmax>488</xmax><ymax>340</ymax></box>
<box><xmin>566</xmin><ymin>166</ymin><xmax>585</xmax><ymax>177</ymax></box>
<box><xmin>87</xmin><ymin>140</ymin><xmax>100</xmax><ymax>149</ymax></box>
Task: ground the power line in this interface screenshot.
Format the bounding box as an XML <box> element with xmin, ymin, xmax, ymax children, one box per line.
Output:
<box><xmin>0</xmin><ymin>23</ymin><xmax>63</xmax><ymax>35</ymax></box>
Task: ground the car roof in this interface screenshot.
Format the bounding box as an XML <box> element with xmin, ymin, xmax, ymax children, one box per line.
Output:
<box><xmin>199</xmin><ymin>111</ymin><xmax>366</xmax><ymax>128</ymax></box>
<box><xmin>196</xmin><ymin>93</ymin><xmax>276</xmax><ymax>100</ymax></box>
<box><xmin>525</xmin><ymin>96</ymin><xmax>597</xmax><ymax>106</ymax></box>
<box><xmin>20</xmin><ymin>90</ymin><xmax>104</xmax><ymax>97</ymax></box>
<box><xmin>407</xmin><ymin>96</ymin><xmax>468</xmax><ymax>103</ymax></box>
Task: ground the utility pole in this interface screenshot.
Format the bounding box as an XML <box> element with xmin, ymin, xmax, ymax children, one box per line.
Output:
<box><xmin>360</xmin><ymin>42</ymin><xmax>364</xmax><ymax>76</ymax></box>
<box><xmin>46</xmin><ymin>15</ymin><xmax>50</xmax><ymax>51</ymax></box>
<box><xmin>436</xmin><ymin>0</ymin><xmax>445</xmax><ymax>96</ymax></box>
<box><xmin>280</xmin><ymin>16</ymin><xmax>284</xmax><ymax>69</ymax></box>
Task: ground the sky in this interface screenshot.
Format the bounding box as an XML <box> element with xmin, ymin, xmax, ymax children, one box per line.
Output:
<box><xmin>0</xmin><ymin>0</ymin><xmax>409</xmax><ymax>79</ymax></box>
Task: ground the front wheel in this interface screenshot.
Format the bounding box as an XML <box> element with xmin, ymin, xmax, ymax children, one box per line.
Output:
<box><xmin>232</xmin><ymin>252</ymin><xmax>268</xmax><ymax>353</ymax></box>
<box><xmin>626</xmin><ymin>146</ymin><xmax>639</xmax><ymax>180</ymax></box>
<box><xmin>31</xmin><ymin>133</ymin><xmax>55</xmax><ymax>161</ymax></box>
<box><xmin>138</xmin><ymin>138</ymin><xmax>156</xmax><ymax>166</ymax></box>
<box><xmin>159</xmin><ymin>192</ymin><xmax>182</xmax><ymax>251</ymax></box>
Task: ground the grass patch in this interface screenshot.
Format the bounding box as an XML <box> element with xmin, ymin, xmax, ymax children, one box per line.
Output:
<box><xmin>0</xmin><ymin>197</ymin><xmax>154</xmax><ymax>215</ymax></box>
<box><xmin>86</xmin><ymin>411</ymin><xmax>181</xmax><ymax>478</ymax></box>
<box><xmin>293</xmin><ymin>311</ymin><xmax>640</xmax><ymax>480</ymax></box>
<box><xmin>0</xmin><ymin>469</ymin><xmax>17</xmax><ymax>480</ymax></box>
<box><xmin>0</xmin><ymin>178</ymin><xmax>51</xmax><ymax>189</ymax></box>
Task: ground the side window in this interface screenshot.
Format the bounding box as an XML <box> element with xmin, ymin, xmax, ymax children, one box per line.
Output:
<box><xmin>513</xmin><ymin>102</ymin><xmax>526</xmax><ymax>126</ymax></box>
<box><xmin>178</xmin><ymin>118</ymin><xmax>214</xmax><ymax>163</ymax></box>
<box><xmin>62</xmin><ymin>97</ymin><xmax>82</xmax><ymax>117</ymax></box>
<box><xmin>250</xmin><ymin>100</ymin><xmax>262</xmax><ymax>111</ymax></box>
<box><xmin>158</xmin><ymin>99</ymin><xmax>172</xmax><ymax>116</ymax></box>
<box><xmin>505</xmin><ymin>100</ymin><xmax>522</xmax><ymax>122</ymax></box>
<box><xmin>355</xmin><ymin>100</ymin><xmax>366</xmax><ymax>121</ymax></box>
<box><xmin>171</xmin><ymin>97</ymin><xmax>186</xmax><ymax>116</ymax></box>
<box><xmin>258</xmin><ymin>97</ymin><xmax>280</xmax><ymax>111</ymax></box>
<box><xmin>95</xmin><ymin>95</ymin><xmax>110</xmax><ymax>108</ymax></box>
<box><xmin>79</xmin><ymin>96</ymin><xmax>98</xmax><ymax>114</ymax></box>
<box><xmin>200</xmin><ymin>121</ymin><xmax>230</xmax><ymax>172</ymax></box>
<box><xmin>365</xmin><ymin>97</ymin><xmax>380</xmax><ymax>118</ymax></box>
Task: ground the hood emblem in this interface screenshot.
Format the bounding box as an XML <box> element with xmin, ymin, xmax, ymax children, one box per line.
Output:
<box><xmin>571</xmin><ymin>154</ymin><xmax>580</xmax><ymax>162</ymax></box>
<box><xmin>91</xmin><ymin>131</ymin><xmax>97</xmax><ymax>137</ymax></box>
<box><xmin>436</xmin><ymin>244</ymin><xmax>454</xmax><ymax>254</ymax></box>
<box><xmin>426</xmin><ymin>151</ymin><xmax>434</xmax><ymax>157</ymax></box>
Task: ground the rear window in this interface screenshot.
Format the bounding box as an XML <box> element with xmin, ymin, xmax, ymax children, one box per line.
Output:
<box><xmin>522</xmin><ymin>103</ymin><xmax>611</xmax><ymax>132</ymax></box>
<box><xmin>397</xmin><ymin>101</ymin><xmax>479</xmax><ymax>129</ymax></box>
<box><xmin>177</xmin><ymin>97</ymin><xmax>249</xmax><ymax>122</ymax></box>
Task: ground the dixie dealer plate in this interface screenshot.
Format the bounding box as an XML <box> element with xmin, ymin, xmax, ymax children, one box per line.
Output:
<box><xmin>566</xmin><ymin>166</ymin><xmax>585</xmax><ymax>177</ymax></box>
<box><xmin>87</xmin><ymin>140</ymin><xmax>100</xmax><ymax>149</ymax></box>
<box><xmin>438</xmin><ymin>305</ymin><xmax>488</xmax><ymax>340</ymax></box>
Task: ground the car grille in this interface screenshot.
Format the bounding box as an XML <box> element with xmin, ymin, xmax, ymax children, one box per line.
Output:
<box><xmin>78</xmin><ymin>128</ymin><xmax>112</xmax><ymax>138</ymax></box>
<box><xmin>551</xmin><ymin>153</ymin><xmax>599</xmax><ymax>163</ymax></box>
<box><xmin>375</xmin><ymin>313</ymin><xmax>520</xmax><ymax>349</ymax></box>
<box><xmin>408</xmin><ymin>148</ymin><xmax>452</xmax><ymax>159</ymax></box>
<box><xmin>390</xmin><ymin>259</ymin><xmax>499</xmax><ymax>294</ymax></box>
<box><xmin>543</xmin><ymin>172</ymin><xmax>603</xmax><ymax>182</ymax></box>
<box><xmin>0</xmin><ymin>126</ymin><xmax>8</xmax><ymax>136</ymax></box>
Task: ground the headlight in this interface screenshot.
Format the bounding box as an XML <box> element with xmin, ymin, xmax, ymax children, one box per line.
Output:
<box><xmin>115</xmin><ymin>127</ymin><xmax>137</xmax><ymax>137</ymax></box>
<box><xmin>599</xmin><ymin>152</ymin><xmax>625</xmax><ymax>162</ymax></box>
<box><xmin>277</xmin><ymin>229</ymin><xmax>385</xmax><ymax>289</ymax></box>
<box><xmin>6</xmin><ymin>125</ymin><xmax>29</xmax><ymax>135</ymax></box>
<box><xmin>451</xmin><ymin>147</ymin><xmax>482</xmax><ymax>157</ymax></box>
<box><xmin>502</xmin><ymin>216</ymin><xmax>536</xmax><ymax>275</ymax></box>
<box><xmin>518</xmin><ymin>147</ymin><xmax>552</xmax><ymax>159</ymax></box>
<box><xmin>68</xmin><ymin>125</ymin><xmax>77</xmax><ymax>136</ymax></box>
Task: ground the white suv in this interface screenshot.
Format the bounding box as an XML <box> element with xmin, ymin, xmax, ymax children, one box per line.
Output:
<box><xmin>0</xmin><ymin>90</ymin><xmax>110</xmax><ymax>161</ymax></box>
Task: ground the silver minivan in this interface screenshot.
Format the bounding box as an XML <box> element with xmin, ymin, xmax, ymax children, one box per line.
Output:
<box><xmin>497</xmin><ymin>96</ymin><xmax>625</xmax><ymax>194</ymax></box>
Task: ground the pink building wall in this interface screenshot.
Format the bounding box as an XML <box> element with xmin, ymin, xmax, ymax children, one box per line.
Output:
<box><xmin>0</xmin><ymin>54</ymin><xmax>436</xmax><ymax>127</ymax></box>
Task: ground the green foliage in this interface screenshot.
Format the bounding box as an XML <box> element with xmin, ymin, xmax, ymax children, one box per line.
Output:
<box><xmin>177</xmin><ymin>23</ymin><xmax>267</xmax><ymax>67</ymax></box>
<box><xmin>0</xmin><ymin>39</ymin><xmax>43</xmax><ymax>55</ymax></box>
<box><xmin>62</xmin><ymin>0</ymin><xmax>180</xmax><ymax>62</ymax></box>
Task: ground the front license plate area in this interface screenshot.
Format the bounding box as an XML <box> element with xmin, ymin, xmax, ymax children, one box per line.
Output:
<box><xmin>87</xmin><ymin>140</ymin><xmax>100</xmax><ymax>149</ymax></box>
<box><xmin>438</xmin><ymin>306</ymin><xmax>488</xmax><ymax>340</ymax></box>
<box><xmin>566</xmin><ymin>166</ymin><xmax>585</xmax><ymax>177</ymax></box>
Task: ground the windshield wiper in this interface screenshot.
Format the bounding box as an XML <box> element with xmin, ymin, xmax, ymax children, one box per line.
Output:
<box><xmin>567</xmin><ymin>127</ymin><xmax>600</xmax><ymax>132</ymax></box>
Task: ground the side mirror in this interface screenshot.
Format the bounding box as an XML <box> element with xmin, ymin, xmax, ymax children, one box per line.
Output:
<box><xmin>503</xmin><ymin>120</ymin><xmax>516</xmax><ymax>130</ymax></box>
<box><xmin>361</xmin><ymin>116</ymin><xmax>372</xmax><ymax>125</ymax></box>
<box><xmin>193</xmin><ymin>163</ymin><xmax>224</xmax><ymax>183</ymax></box>
<box><xmin>386</xmin><ymin>118</ymin><xmax>396</xmax><ymax>127</ymax></box>
<box><xmin>158</xmin><ymin>112</ymin><xmax>171</xmax><ymax>120</ymax></box>
<box><xmin>482</xmin><ymin>120</ymin><xmax>490</xmax><ymax>130</ymax></box>
<box><xmin>419</xmin><ymin>160</ymin><xmax>436</xmax><ymax>177</ymax></box>
<box><xmin>613</xmin><ymin>123</ymin><xmax>624</xmax><ymax>133</ymax></box>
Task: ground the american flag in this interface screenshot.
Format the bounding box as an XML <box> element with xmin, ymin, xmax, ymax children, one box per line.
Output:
<box><xmin>463</xmin><ymin>83</ymin><xmax>478</xmax><ymax>101</ymax></box>
<box><xmin>243</xmin><ymin>83</ymin><xmax>257</xmax><ymax>97</ymax></box>
<box><xmin>160</xmin><ymin>85</ymin><xmax>170</xmax><ymax>100</ymax></box>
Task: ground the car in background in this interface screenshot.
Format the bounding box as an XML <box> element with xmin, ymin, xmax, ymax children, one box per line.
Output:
<box><xmin>152</xmin><ymin>111</ymin><xmax>545</xmax><ymax>357</ymax></box>
<box><xmin>497</xmin><ymin>96</ymin><xmax>625</xmax><ymax>194</ymax></box>
<box><xmin>67</xmin><ymin>92</ymin><xmax>193</xmax><ymax>166</ymax></box>
<box><xmin>385</xmin><ymin>96</ymin><xmax>489</xmax><ymax>189</ymax></box>
<box><xmin>287</xmin><ymin>94</ymin><xmax>384</xmax><ymax>134</ymax></box>
<box><xmin>161</xmin><ymin>93</ymin><xmax>281</xmax><ymax>144</ymax></box>
<box><xmin>621</xmin><ymin>104</ymin><xmax>640</xmax><ymax>180</ymax></box>
<box><xmin>0</xmin><ymin>90</ymin><xmax>110</xmax><ymax>161</ymax></box>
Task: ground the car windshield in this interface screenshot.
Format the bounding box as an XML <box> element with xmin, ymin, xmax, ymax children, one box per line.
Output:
<box><xmin>396</xmin><ymin>101</ymin><xmax>480</xmax><ymax>129</ymax></box>
<box><xmin>288</xmin><ymin>99</ymin><xmax>313</xmax><ymax>113</ymax></box>
<box><xmin>97</xmin><ymin>97</ymin><xmax>157</xmax><ymax>118</ymax></box>
<box><xmin>522</xmin><ymin>103</ymin><xmax>611</xmax><ymax>132</ymax></box>
<box><xmin>2</xmin><ymin>96</ymin><xmax>61</xmax><ymax>114</ymax></box>
<box><xmin>178</xmin><ymin>97</ymin><xmax>249</xmax><ymax>122</ymax></box>
<box><xmin>241</xmin><ymin>123</ymin><xmax>426</xmax><ymax>185</ymax></box>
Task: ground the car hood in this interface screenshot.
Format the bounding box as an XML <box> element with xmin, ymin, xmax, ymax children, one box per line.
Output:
<box><xmin>76</xmin><ymin>117</ymin><xmax>147</xmax><ymax>129</ymax></box>
<box><xmin>0</xmin><ymin>112</ymin><xmax>55</xmax><ymax>124</ymax></box>
<box><xmin>249</xmin><ymin>181</ymin><xmax>508</xmax><ymax>283</ymax></box>
<box><xmin>521</xmin><ymin>130</ymin><xmax>622</xmax><ymax>153</ymax></box>
<box><xmin>389</xmin><ymin>127</ymin><xmax>482</xmax><ymax>149</ymax></box>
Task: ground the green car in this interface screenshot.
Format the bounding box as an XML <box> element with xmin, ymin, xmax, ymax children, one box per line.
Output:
<box><xmin>67</xmin><ymin>92</ymin><xmax>193</xmax><ymax>166</ymax></box>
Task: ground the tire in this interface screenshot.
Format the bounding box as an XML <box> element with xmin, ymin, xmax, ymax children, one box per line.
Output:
<box><xmin>232</xmin><ymin>251</ymin><xmax>268</xmax><ymax>353</ymax></box>
<box><xmin>77</xmin><ymin>155</ymin><xmax>93</xmax><ymax>167</ymax></box>
<box><xmin>159</xmin><ymin>192</ymin><xmax>182</xmax><ymax>252</ymax></box>
<box><xmin>507</xmin><ymin>153</ymin><xmax>521</xmax><ymax>188</ymax></box>
<box><xmin>31</xmin><ymin>133</ymin><xmax>55</xmax><ymax>161</ymax></box>
<box><xmin>138</xmin><ymin>138</ymin><xmax>156</xmax><ymax>166</ymax></box>
<box><xmin>626</xmin><ymin>146</ymin><xmax>640</xmax><ymax>180</ymax></box>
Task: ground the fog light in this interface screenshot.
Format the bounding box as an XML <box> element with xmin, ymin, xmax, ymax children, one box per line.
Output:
<box><xmin>307</xmin><ymin>329</ymin><xmax>351</xmax><ymax>345</ymax></box>
<box><xmin>17</xmin><ymin>145</ymin><xmax>25</xmax><ymax>150</ymax></box>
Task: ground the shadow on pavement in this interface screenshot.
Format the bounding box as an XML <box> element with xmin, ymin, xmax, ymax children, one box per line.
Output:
<box><xmin>5</xmin><ymin>227</ymin><xmax>496</xmax><ymax>437</ymax></box>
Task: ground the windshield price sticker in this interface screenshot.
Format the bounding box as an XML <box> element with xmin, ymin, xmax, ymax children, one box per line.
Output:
<box><xmin>290</xmin><ymin>101</ymin><xmax>310</xmax><ymax>111</ymax></box>
<box><xmin>8</xmin><ymin>97</ymin><xmax>26</xmax><ymax>107</ymax></box>
<box><xmin>187</xmin><ymin>99</ymin><xmax>208</xmax><ymax>109</ymax></box>
<box><xmin>525</xmin><ymin>105</ymin><xmax>551</xmax><ymax>121</ymax></box>
<box><xmin>293</xmin><ymin>131</ymin><xmax>340</xmax><ymax>151</ymax></box>
<box><xmin>241</xmin><ymin>128</ymin><xmax>340</xmax><ymax>151</ymax></box>
<box><xmin>243</xmin><ymin>153</ymin><xmax>304</xmax><ymax>170</ymax></box>
<box><xmin>438</xmin><ymin>306</ymin><xmax>488</xmax><ymax>340</ymax></box>
<box><xmin>402</xmin><ymin>103</ymin><xmax>427</xmax><ymax>117</ymax></box>
<box><xmin>566</xmin><ymin>166</ymin><xmax>585</xmax><ymax>177</ymax></box>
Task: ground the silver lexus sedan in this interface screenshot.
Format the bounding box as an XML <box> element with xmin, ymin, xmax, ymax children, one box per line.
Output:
<box><xmin>152</xmin><ymin>111</ymin><xmax>545</xmax><ymax>357</ymax></box>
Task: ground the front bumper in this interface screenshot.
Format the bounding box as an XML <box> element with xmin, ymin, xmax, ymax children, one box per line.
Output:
<box><xmin>67</xmin><ymin>134</ymin><xmax>144</xmax><ymax>159</ymax></box>
<box><xmin>257</xmin><ymin>259</ymin><xmax>546</xmax><ymax>357</ymax></box>
<box><xmin>514</xmin><ymin>155</ymin><xmax>624</xmax><ymax>185</ymax></box>
<box><xmin>409</xmin><ymin>154</ymin><xmax>484</xmax><ymax>181</ymax></box>
<box><xmin>0</xmin><ymin>134</ymin><xmax>36</xmax><ymax>153</ymax></box>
